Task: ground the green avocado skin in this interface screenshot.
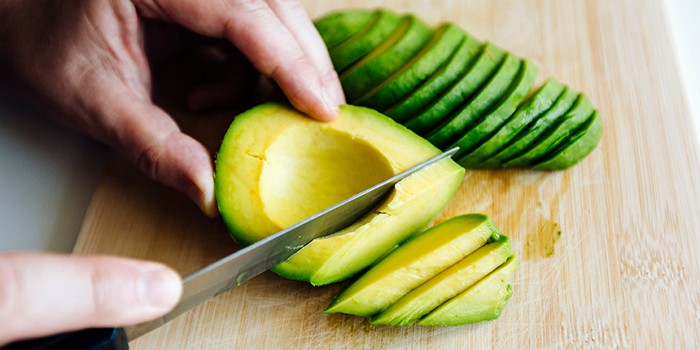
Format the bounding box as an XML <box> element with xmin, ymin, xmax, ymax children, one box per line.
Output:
<box><xmin>405</xmin><ymin>43</ymin><xmax>507</xmax><ymax>136</ymax></box>
<box><xmin>315</xmin><ymin>10</ymin><xmax>374</xmax><ymax>49</ymax></box>
<box><xmin>534</xmin><ymin>111</ymin><xmax>602</xmax><ymax>169</ymax></box>
<box><xmin>329</xmin><ymin>10</ymin><xmax>402</xmax><ymax>72</ymax></box>
<box><xmin>458</xmin><ymin>78</ymin><xmax>565</xmax><ymax>167</ymax></box>
<box><xmin>384</xmin><ymin>35</ymin><xmax>483</xmax><ymax>124</ymax></box>
<box><xmin>355</xmin><ymin>23</ymin><xmax>466</xmax><ymax>112</ymax></box>
<box><xmin>451</xmin><ymin>59</ymin><xmax>538</xmax><ymax>161</ymax></box>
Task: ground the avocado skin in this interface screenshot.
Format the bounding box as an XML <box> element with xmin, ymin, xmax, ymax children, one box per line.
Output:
<box><xmin>534</xmin><ymin>111</ymin><xmax>602</xmax><ymax>169</ymax></box>
<box><xmin>315</xmin><ymin>9</ymin><xmax>374</xmax><ymax>49</ymax></box>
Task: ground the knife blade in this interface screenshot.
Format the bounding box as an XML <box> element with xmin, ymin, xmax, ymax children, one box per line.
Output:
<box><xmin>4</xmin><ymin>147</ymin><xmax>458</xmax><ymax>350</ymax></box>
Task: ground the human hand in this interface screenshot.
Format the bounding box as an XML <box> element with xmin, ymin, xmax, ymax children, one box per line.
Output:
<box><xmin>0</xmin><ymin>0</ymin><xmax>345</xmax><ymax>217</ymax></box>
<box><xmin>0</xmin><ymin>252</ymin><xmax>182</xmax><ymax>345</ymax></box>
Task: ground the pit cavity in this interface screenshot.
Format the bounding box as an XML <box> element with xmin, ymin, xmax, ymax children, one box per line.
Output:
<box><xmin>260</xmin><ymin>126</ymin><xmax>394</xmax><ymax>228</ymax></box>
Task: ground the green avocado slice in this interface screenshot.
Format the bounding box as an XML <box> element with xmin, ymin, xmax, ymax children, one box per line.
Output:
<box><xmin>458</xmin><ymin>78</ymin><xmax>565</xmax><ymax>167</ymax></box>
<box><xmin>325</xmin><ymin>214</ymin><xmax>500</xmax><ymax>317</ymax></box>
<box><xmin>418</xmin><ymin>256</ymin><xmax>519</xmax><ymax>326</ymax></box>
<box><xmin>505</xmin><ymin>93</ymin><xmax>594</xmax><ymax>167</ymax></box>
<box><xmin>426</xmin><ymin>53</ymin><xmax>521</xmax><ymax>148</ymax></box>
<box><xmin>341</xmin><ymin>15</ymin><xmax>433</xmax><ymax>102</ymax></box>
<box><xmin>354</xmin><ymin>23</ymin><xmax>466</xmax><ymax>111</ymax></box>
<box><xmin>485</xmin><ymin>87</ymin><xmax>578</xmax><ymax>167</ymax></box>
<box><xmin>314</xmin><ymin>9</ymin><xmax>374</xmax><ymax>49</ymax></box>
<box><xmin>329</xmin><ymin>9</ymin><xmax>402</xmax><ymax>72</ymax></box>
<box><xmin>451</xmin><ymin>59</ymin><xmax>538</xmax><ymax>161</ymax></box>
<box><xmin>384</xmin><ymin>35</ymin><xmax>483</xmax><ymax>124</ymax></box>
<box><xmin>404</xmin><ymin>43</ymin><xmax>507</xmax><ymax>136</ymax></box>
<box><xmin>370</xmin><ymin>236</ymin><xmax>512</xmax><ymax>326</ymax></box>
<box><xmin>533</xmin><ymin>110</ymin><xmax>602</xmax><ymax>169</ymax></box>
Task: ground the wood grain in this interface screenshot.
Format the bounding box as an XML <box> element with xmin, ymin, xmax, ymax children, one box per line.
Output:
<box><xmin>74</xmin><ymin>0</ymin><xmax>700</xmax><ymax>348</ymax></box>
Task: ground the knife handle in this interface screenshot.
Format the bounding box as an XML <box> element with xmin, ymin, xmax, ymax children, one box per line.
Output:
<box><xmin>2</xmin><ymin>328</ymin><xmax>127</xmax><ymax>350</ymax></box>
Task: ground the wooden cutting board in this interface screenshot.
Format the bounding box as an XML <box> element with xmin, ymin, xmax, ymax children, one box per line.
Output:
<box><xmin>74</xmin><ymin>0</ymin><xmax>700</xmax><ymax>348</ymax></box>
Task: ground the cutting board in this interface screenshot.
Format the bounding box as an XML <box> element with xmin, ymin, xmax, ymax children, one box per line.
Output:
<box><xmin>73</xmin><ymin>0</ymin><xmax>700</xmax><ymax>348</ymax></box>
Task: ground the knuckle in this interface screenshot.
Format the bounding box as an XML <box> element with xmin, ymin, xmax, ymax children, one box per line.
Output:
<box><xmin>89</xmin><ymin>265</ymin><xmax>116</xmax><ymax>318</ymax></box>
<box><xmin>136</xmin><ymin>144</ymin><xmax>161</xmax><ymax>180</ymax></box>
<box><xmin>0</xmin><ymin>258</ymin><xmax>19</xmax><ymax>321</ymax></box>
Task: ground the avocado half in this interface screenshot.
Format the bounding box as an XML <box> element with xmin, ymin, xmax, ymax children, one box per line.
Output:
<box><xmin>215</xmin><ymin>103</ymin><xmax>465</xmax><ymax>286</ymax></box>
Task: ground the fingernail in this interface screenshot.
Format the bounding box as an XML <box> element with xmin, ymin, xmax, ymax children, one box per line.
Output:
<box><xmin>322</xmin><ymin>88</ymin><xmax>340</xmax><ymax>120</ymax></box>
<box><xmin>139</xmin><ymin>267</ymin><xmax>182</xmax><ymax>309</ymax></box>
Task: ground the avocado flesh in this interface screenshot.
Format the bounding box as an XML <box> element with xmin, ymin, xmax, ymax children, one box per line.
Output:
<box><xmin>371</xmin><ymin>236</ymin><xmax>512</xmax><ymax>326</ymax></box>
<box><xmin>505</xmin><ymin>93</ymin><xmax>594</xmax><ymax>167</ymax></box>
<box><xmin>354</xmin><ymin>23</ymin><xmax>466</xmax><ymax>111</ymax></box>
<box><xmin>216</xmin><ymin>103</ymin><xmax>464</xmax><ymax>284</ymax></box>
<box><xmin>342</xmin><ymin>16</ymin><xmax>433</xmax><ymax>102</ymax></box>
<box><xmin>534</xmin><ymin>110</ymin><xmax>602</xmax><ymax>169</ymax></box>
<box><xmin>384</xmin><ymin>35</ymin><xmax>483</xmax><ymax>124</ymax></box>
<box><xmin>405</xmin><ymin>43</ymin><xmax>507</xmax><ymax>136</ymax></box>
<box><xmin>451</xmin><ymin>60</ymin><xmax>538</xmax><ymax>161</ymax></box>
<box><xmin>325</xmin><ymin>214</ymin><xmax>499</xmax><ymax>317</ymax></box>
<box><xmin>486</xmin><ymin>86</ymin><xmax>579</xmax><ymax>166</ymax></box>
<box><xmin>459</xmin><ymin>78</ymin><xmax>565</xmax><ymax>167</ymax></box>
<box><xmin>329</xmin><ymin>10</ymin><xmax>402</xmax><ymax>72</ymax></box>
<box><xmin>315</xmin><ymin>10</ymin><xmax>374</xmax><ymax>49</ymax></box>
<box><xmin>418</xmin><ymin>256</ymin><xmax>518</xmax><ymax>326</ymax></box>
<box><xmin>426</xmin><ymin>53</ymin><xmax>521</xmax><ymax>148</ymax></box>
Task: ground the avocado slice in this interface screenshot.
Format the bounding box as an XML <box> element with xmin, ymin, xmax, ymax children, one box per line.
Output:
<box><xmin>505</xmin><ymin>93</ymin><xmax>594</xmax><ymax>167</ymax></box>
<box><xmin>341</xmin><ymin>15</ymin><xmax>433</xmax><ymax>102</ymax></box>
<box><xmin>216</xmin><ymin>103</ymin><xmax>464</xmax><ymax>285</ymax></box>
<box><xmin>405</xmin><ymin>43</ymin><xmax>507</xmax><ymax>136</ymax></box>
<box><xmin>371</xmin><ymin>236</ymin><xmax>513</xmax><ymax>326</ymax></box>
<box><xmin>458</xmin><ymin>78</ymin><xmax>565</xmax><ymax>167</ymax></box>
<box><xmin>314</xmin><ymin>9</ymin><xmax>375</xmax><ymax>49</ymax></box>
<box><xmin>418</xmin><ymin>256</ymin><xmax>519</xmax><ymax>326</ymax></box>
<box><xmin>384</xmin><ymin>35</ymin><xmax>483</xmax><ymax>124</ymax></box>
<box><xmin>426</xmin><ymin>53</ymin><xmax>521</xmax><ymax>148</ymax></box>
<box><xmin>354</xmin><ymin>23</ymin><xmax>466</xmax><ymax>111</ymax></box>
<box><xmin>485</xmin><ymin>86</ymin><xmax>579</xmax><ymax>166</ymax></box>
<box><xmin>451</xmin><ymin>59</ymin><xmax>538</xmax><ymax>160</ymax></box>
<box><xmin>533</xmin><ymin>110</ymin><xmax>602</xmax><ymax>169</ymax></box>
<box><xmin>329</xmin><ymin>9</ymin><xmax>402</xmax><ymax>72</ymax></box>
<box><xmin>325</xmin><ymin>214</ymin><xmax>499</xmax><ymax>317</ymax></box>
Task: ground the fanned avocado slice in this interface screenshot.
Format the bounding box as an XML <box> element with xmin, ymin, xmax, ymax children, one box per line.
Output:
<box><xmin>314</xmin><ymin>9</ymin><xmax>375</xmax><ymax>49</ymax></box>
<box><xmin>354</xmin><ymin>23</ymin><xmax>466</xmax><ymax>111</ymax></box>
<box><xmin>458</xmin><ymin>78</ymin><xmax>565</xmax><ymax>167</ymax></box>
<box><xmin>404</xmin><ymin>43</ymin><xmax>506</xmax><ymax>135</ymax></box>
<box><xmin>341</xmin><ymin>15</ymin><xmax>433</xmax><ymax>102</ymax></box>
<box><xmin>384</xmin><ymin>35</ymin><xmax>483</xmax><ymax>124</ymax></box>
<box><xmin>485</xmin><ymin>87</ymin><xmax>578</xmax><ymax>167</ymax></box>
<box><xmin>505</xmin><ymin>93</ymin><xmax>594</xmax><ymax>167</ymax></box>
<box><xmin>533</xmin><ymin>110</ymin><xmax>602</xmax><ymax>169</ymax></box>
<box><xmin>451</xmin><ymin>59</ymin><xmax>538</xmax><ymax>161</ymax></box>
<box><xmin>329</xmin><ymin>9</ymin><xmax>402</xmax><ymax>72</ymax></box>
<box><xmin>426</xmin><ymin>53</ymin><xmax>521</xmax><ymax>149</ymax></box>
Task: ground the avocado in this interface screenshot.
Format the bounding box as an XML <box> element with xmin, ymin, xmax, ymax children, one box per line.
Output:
<box><xmin>341</xmin><ymin>15</ymin><xmax>433</xmax><ymax>102</ymax></box>
<box><xmin>426</xmin><ymin>53</ymin><xmax>521</xmax><ymax>148</ymax></box>
<box><xmin>405</xmin><ymin>43</ymin><xmax>506</xmax><ymax>136</ymax></box>
<box><xmin>215</xmin><ymin>103</ymin><xmax>464</xmax><ymax>285</ymax></box>
<box><xmin>314</xmin><ymin>9</ymin><xmax>374</xmax><ymax>49</ymax></box>
<box><xmin>384</xmin><ymin>35</ymin><xmax>482</xmax><ymax>124</ymax></box>
<box><xmin>485</xmin><ymin>86</ymin><xmax>579</xmax><ymax>166</ymax></box>
<box><xmin>505</xmin><ymin>93</ymin><xmax>594</xmax><ymax>167</ymax></box>
<box><xmin>451</xmin><ymin>59</ymin><xmax>538</xmax><ymax>160</ymax></box>
<box><xmin>458</xmin><ymin>78</ymin><xmax>565</xmax><ymax>167</ymax></box>
<box><xmin>418</xmin><ymin>256</ymin><xmax>519</xmax><ymax>326</ymax></box>
<box><xmin>325</xmin><ymin>214</ymin><xmax>499</xmax><ymax>317</ymax></box>
<box><xmin>371</xmin><ymin>235</ymin><xmax>512</xmax><ymax>326</ymax></box>
<box><xmin>533</xmin><ymin>110</ymin><xmax>602</xmax><ymax>169</ymax></box>
<box><xmin>329</xmin><ymin>9</ymin><xmax>402</xmax><ymax>72</ymax></box>
<box><xmin>354</xmin><ymin>23</ymin><xmax>466</xmax><ymax>111</ymax></box>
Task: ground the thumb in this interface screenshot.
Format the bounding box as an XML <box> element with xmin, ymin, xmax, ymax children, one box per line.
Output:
<box><xmin>0</xmin><ymin>253</ymin><xmax>182</xmax><ymax>344</ymax></box>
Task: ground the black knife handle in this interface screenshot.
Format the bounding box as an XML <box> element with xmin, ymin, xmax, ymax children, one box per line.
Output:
<box><xmin>2</xmin><ymin>328</ymin><xmax>127</xmax><ymax>350</ymax></box>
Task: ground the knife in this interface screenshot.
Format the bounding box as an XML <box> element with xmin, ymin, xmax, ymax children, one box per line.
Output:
<box><xmin>4</xmin><ymin>147</ymin><xmax>459</xmax><ymax>350</ymax></box>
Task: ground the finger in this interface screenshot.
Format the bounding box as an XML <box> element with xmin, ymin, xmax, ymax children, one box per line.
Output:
<box><xmin>0</xmin><ymin>253</ymin><xmax>182</xmax><ymax>344</ymax></box>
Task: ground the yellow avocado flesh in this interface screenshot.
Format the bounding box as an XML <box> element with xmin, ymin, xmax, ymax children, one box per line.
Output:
<box><xmin>215</xmin><ymin>103</ymin><xmax>465</xmax><ymax>285</ymax></box>
<box><xmin>418</xmin><ymin>256</ymin><xmax>518</xmax><ymax>326</ymax></box>
<box><xmin>325</xmin><ymin>214</ymin><xmax>499</xmax><ymax>317</ymax></box>
<box><xmin>370</xmin><ymin>236</ymin><xmax>512</xmax><ymax>326</ymax></box>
